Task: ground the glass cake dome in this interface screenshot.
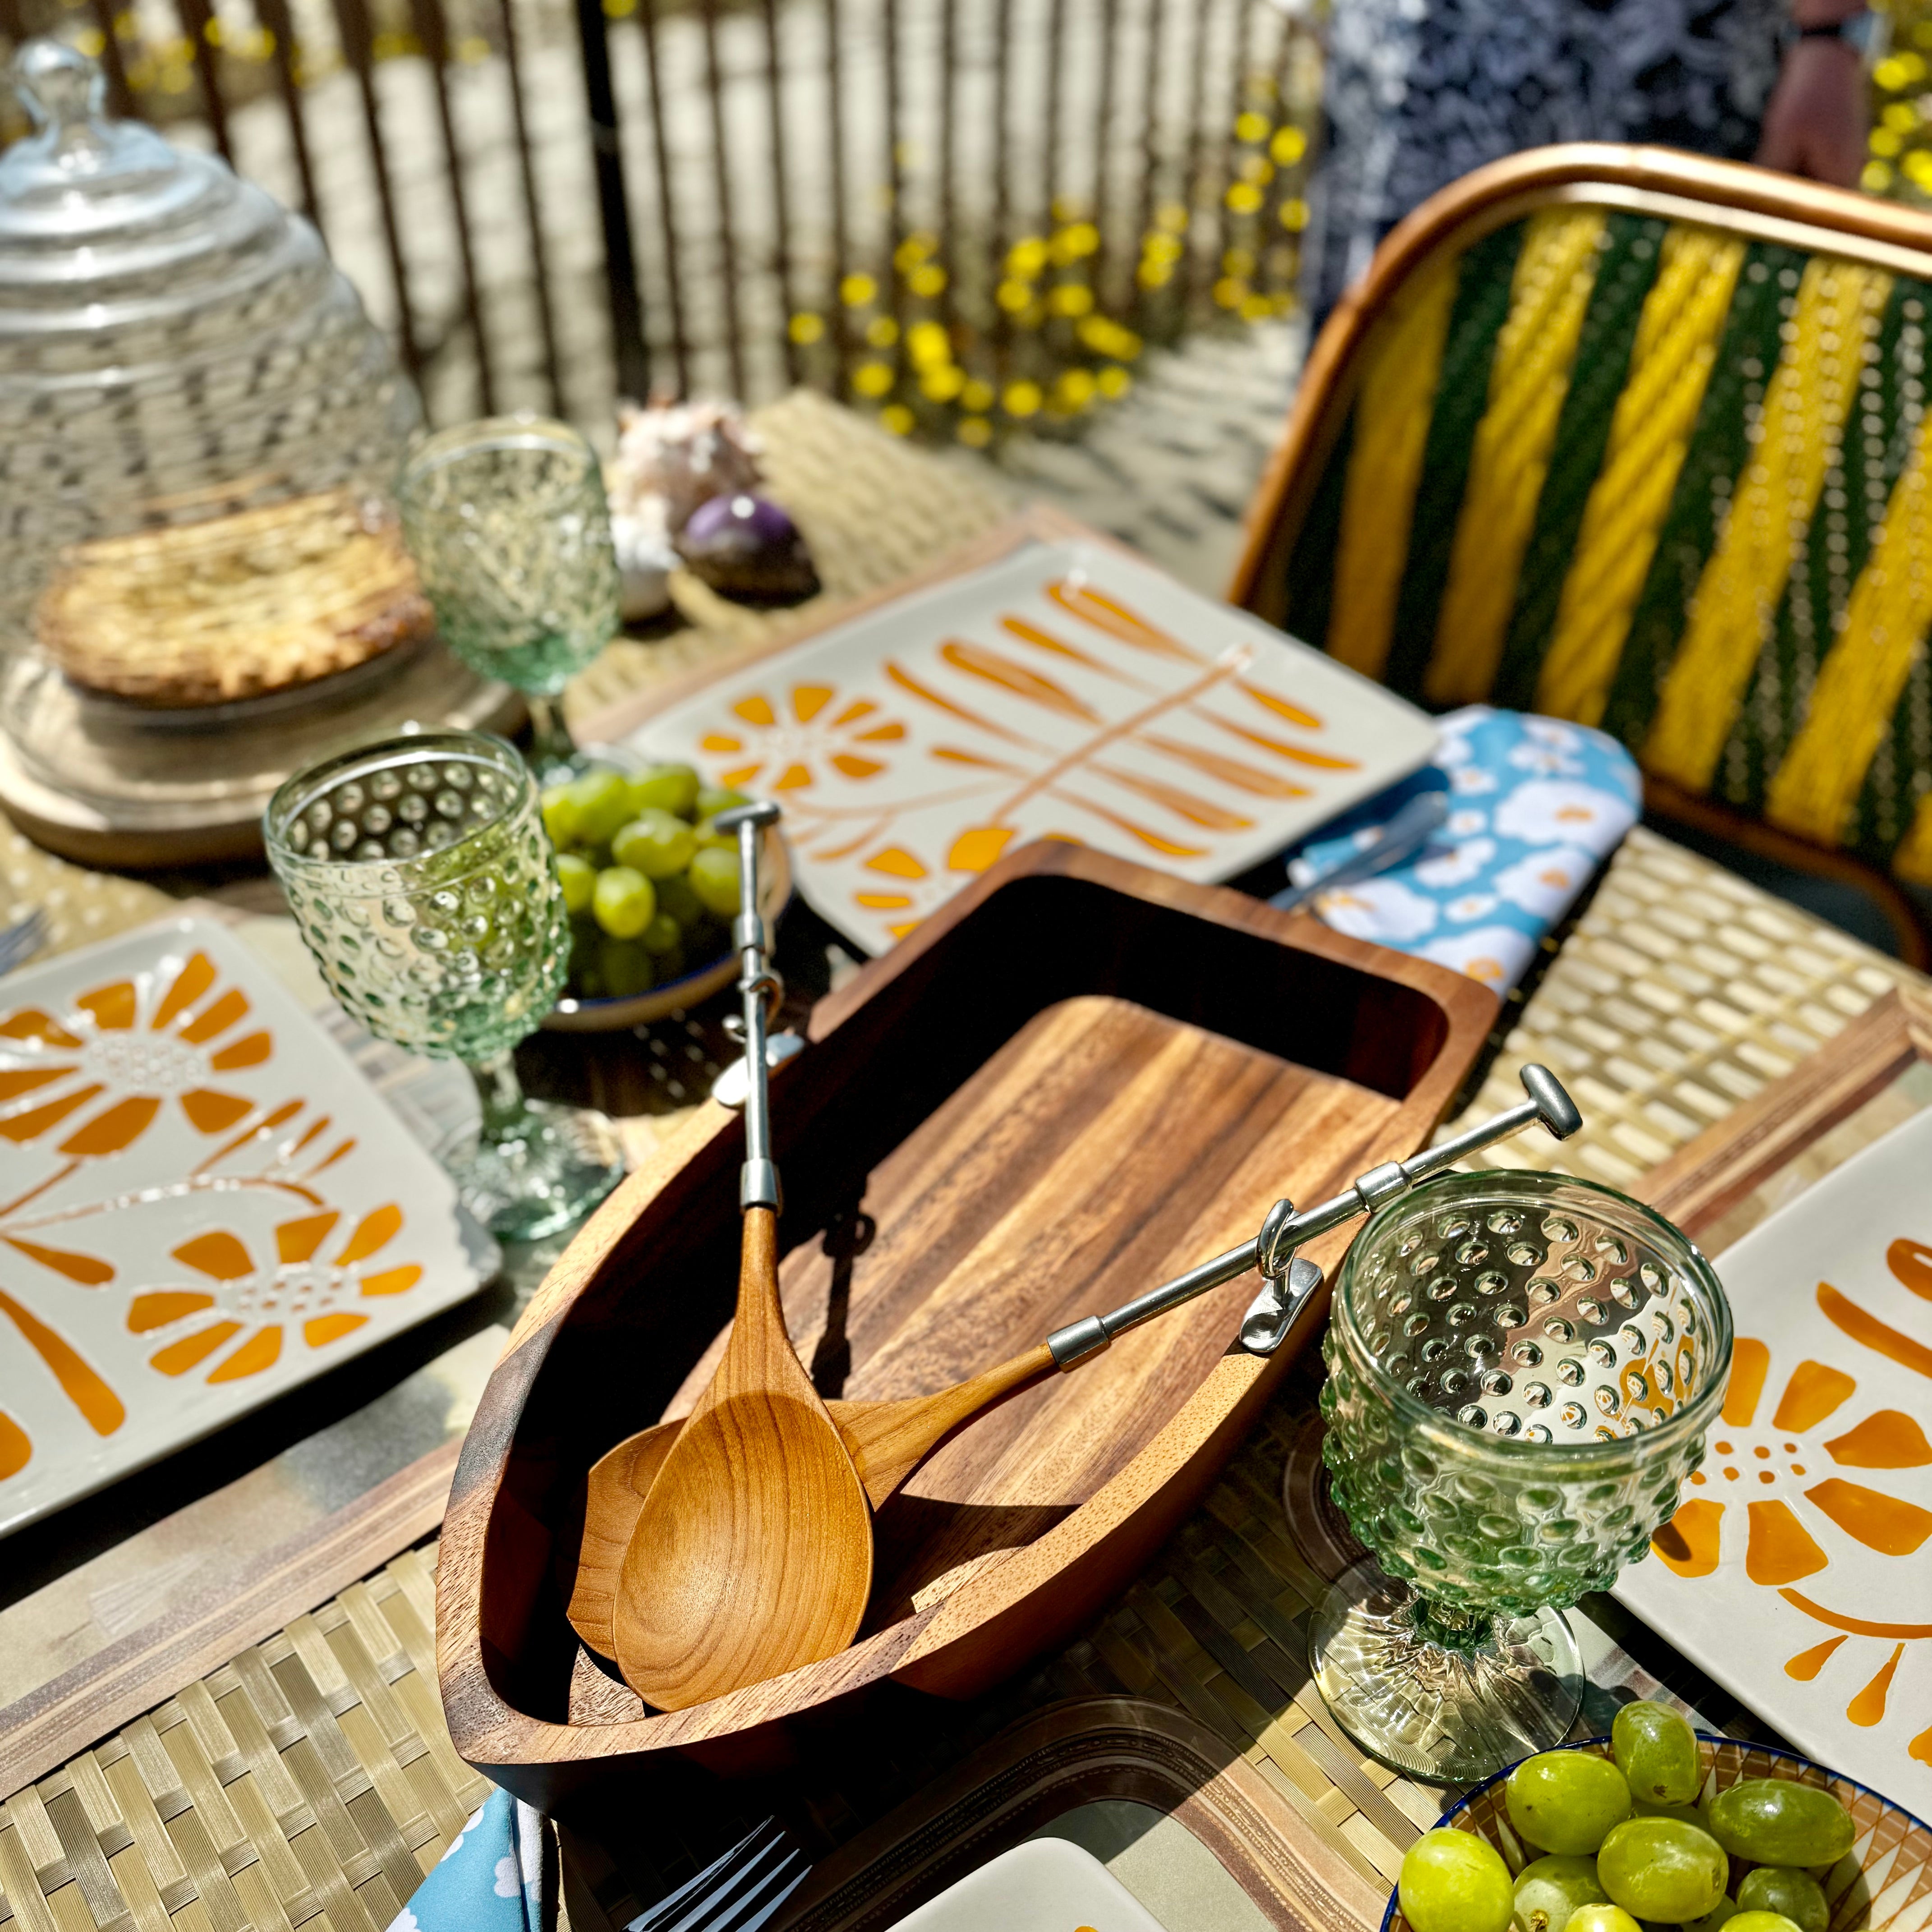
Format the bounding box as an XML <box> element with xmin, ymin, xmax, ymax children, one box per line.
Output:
<box><xmin>0</xmin><ymin>39</ymin><xmax>513</xmax><ymax>861</ymax></box>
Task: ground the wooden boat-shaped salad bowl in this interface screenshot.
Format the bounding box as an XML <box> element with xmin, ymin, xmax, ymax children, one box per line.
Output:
<box><xmin>436</xmin><ymin>842</ymin><xmax>1497</xmax><ymax>1809</ymax></box>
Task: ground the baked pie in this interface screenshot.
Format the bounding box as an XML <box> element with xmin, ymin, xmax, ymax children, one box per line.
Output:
<box><xmin>37</xmin><ymin>488</ymin><xmax>434</xmax><ymax>707</ymax></box>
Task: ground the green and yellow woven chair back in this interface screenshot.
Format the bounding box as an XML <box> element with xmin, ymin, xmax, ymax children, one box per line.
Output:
<box><xmin>1233</xmin><ymin>145</ymin><xmax>1932</xmax><ymax>910</ymax></box>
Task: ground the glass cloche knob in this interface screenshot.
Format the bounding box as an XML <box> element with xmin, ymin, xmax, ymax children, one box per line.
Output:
<box><xmin>12</xmin><ymin>40</ymin><xmax>106</xmax><ymax>137</ymax></box>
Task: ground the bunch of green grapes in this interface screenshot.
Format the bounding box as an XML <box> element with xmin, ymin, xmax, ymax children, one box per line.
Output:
<box><xmin>539</xmin><ymin>763</ymin><xmax>749</xmax><ymax>1001</ymax></box>
<box><xmin>1397</xmin><ymin>1704</ymin><xmax>1857</xmax><ymax>1932</ymax></box>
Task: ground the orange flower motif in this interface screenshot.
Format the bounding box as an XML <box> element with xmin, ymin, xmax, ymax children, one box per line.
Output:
<box><xmin>129</xmin><ymin>1203</ymin><xmax>420</xmax><ymax>1383</ymax></box>
<box><xmin>1654</xmin><ymin>1337</ymin><xmax>1932</xmax><ymax>1586</ymax></box>
<box><xmin>0</xmin><ymin>949</ymin><xmax>275</xmax><ymax>1168</ymax></box>
<box><xmin>697</xmin><ymin>683</ymin><xmax>905</xmax><ymax>793</ymax></box>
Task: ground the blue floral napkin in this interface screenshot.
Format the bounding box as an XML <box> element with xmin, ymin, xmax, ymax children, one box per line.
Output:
<box><xmin>386</xmin><ymin>1788</ymin><xmax>546</xmax><ymax>1932</ymax></box>
<box><xmin>1285</xmin><ymin>706</ymin><xmax>1641</xmax><ymax>991</ymax></box>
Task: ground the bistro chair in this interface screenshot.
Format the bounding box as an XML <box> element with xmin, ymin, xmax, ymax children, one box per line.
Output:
<box><xmin>1230</xmin><ymin>144</ymin><xmax>1932</xmax><ymax>966</ymax></box>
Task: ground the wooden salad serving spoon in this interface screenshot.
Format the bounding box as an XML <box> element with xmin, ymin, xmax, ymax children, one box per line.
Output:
<box><xmin>610</xmin><ymin>802</ymin><xmax>875</xmax><ymax>1713</ymax></box>
<box><xmin>583</xmin><ymin>1063</ymin><xmax>1584</xmax><ymax>1677</ymax></box>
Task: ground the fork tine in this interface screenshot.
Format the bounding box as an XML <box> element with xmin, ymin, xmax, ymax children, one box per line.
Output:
<box><xmin>634</xmin><ymin>1821</ymin><xmax>779</xmax><ymax>1932</ymax></box>
<box><xmin>628</xmin><ymin>1821</ymin><xmax>806</xmax><ymax>1932</ymax></box>
<box><xmin>684</xmin><ymin>1847</ymin><xmax>808</xmax><ymax>1932</ymax></box>
<box><xmin>0</xmin><ymin>910</ymin><xmax>45</xmax><ymax>976</ymax></box>
<box><xmin>652</xmin><ymin>1832</ymin><xmax>793</xmax><ymax>1932</ymax></box>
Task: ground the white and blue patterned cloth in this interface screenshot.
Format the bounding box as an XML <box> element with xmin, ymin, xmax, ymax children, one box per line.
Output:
<box><xmin>386</xmin><ymin>1788</ymin><xmax>546</xmax><ymax>1932</ymax></box>
<box><xmin>1288</xmin><ymin>705</ymin><xmax>1640</xmax><ymax>992</ymax></box>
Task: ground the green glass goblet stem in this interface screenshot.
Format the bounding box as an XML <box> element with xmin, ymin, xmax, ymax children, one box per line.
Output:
<box><xmin>397</xmin><ymin>416</ymin><xmax>620</xmax><ymax>785</ymax></box>
<box><xmin>1313</xmin><ymin>1168</ymin><xmax>1732</xmax><ymax>1782</ymax></box>
<box><xmin>265</xmin><ymin>730</ymin><xmax>624</xmax><ymax>1241</ymax></box>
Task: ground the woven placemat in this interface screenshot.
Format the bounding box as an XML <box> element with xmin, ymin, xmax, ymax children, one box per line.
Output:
<box><xmin>0</xmin><ymin>1546</ymin><xmax>492</xmax><ymax>1932</ymax></box>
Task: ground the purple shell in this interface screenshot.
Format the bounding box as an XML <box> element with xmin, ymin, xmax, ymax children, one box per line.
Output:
<box><xmin>676</xmin><ymin>492</ymin><xmax>819</xmax><ymax>603</ymax></box>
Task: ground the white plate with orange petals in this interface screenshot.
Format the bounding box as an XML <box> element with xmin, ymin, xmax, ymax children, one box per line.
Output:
<box><xmin>620</xmin><ymin>539</ymin><xmax>1439</xmax><ymax>954</ymax></box>
<box><xmin>1619</xmin><ymin>1103</ymin><xmax>1932</xmax><ymax>1813</ymax></box>
<box><xmin>0</xmin><ymin>916</ymin><xmax>491</xmax><ymax>1536</ymax></box>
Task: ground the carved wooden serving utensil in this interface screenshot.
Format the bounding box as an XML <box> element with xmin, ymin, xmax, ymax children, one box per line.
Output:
<box><xmin>580</xmin><ymin>1063</ymin><xmax>1583</xmax><ymax>1671</ymax></box>
<box><xmin>610</xmin><ymin>803</ymin><xmax>874</xmax><ymax>1712</ymax></box>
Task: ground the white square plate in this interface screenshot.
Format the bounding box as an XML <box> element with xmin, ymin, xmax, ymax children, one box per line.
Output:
<box><xmin>621</xmin><ymin>540</ymin><xmax>1439</xmax><ymax>955</ymax></box>
<box><xmin>1617</xmin><ymin>1104</ymin><xmax>1932</xmax><ymax>1814</ymax></box>
<box><xmin>886</xmin><ymin>1837</ymin><xmax>1173</xmax><ymax>1932</ymax></box>
<box><xmin>0</xmin><ymin>916</ymin><xmax>493</xmax><ymax>1537</ymax></box>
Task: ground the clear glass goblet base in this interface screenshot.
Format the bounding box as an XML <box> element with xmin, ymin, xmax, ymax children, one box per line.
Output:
<box><xmin>1309</xmin><ymin>1557</ymin><xmax>1583</xmax><ymax>1782</ymax></box>
<box><xmin>459</xmin><ymin>1053</ymin><xmax>625</xmax><ymax>1242</ymax></box>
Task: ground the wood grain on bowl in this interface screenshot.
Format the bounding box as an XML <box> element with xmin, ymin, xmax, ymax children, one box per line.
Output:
<box><xmin>436</xmin><ymin>841</ymin><xmax>1497</xmax><ymax>1810</ymax></box>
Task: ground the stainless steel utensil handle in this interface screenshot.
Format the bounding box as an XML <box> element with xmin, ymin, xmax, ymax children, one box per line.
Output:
<box><xmin>714</xmin><ymin>800</ymin><xmax>784</xmax><ymax>1212</ymax></box>
<box><xmin>1044</xmin><ymin>1063</ymin><xmax>1582</xmax><ymax>1367</ymax></box>
<box><xmin>1269</xmin><ymin>789</ymin><xmax>1449</xmax><ymax>914</ymax></box>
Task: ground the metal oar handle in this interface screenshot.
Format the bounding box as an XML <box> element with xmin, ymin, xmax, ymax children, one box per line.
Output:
<box><xmin>1044</xmin><ymin>1063</ymin><xmax>1583</xmax><ymax>1369</ymax></box>
<box><xmin>714</xmin><ymin>800</ymin><xmax>784</xmax><ymax>1213</ymax></box>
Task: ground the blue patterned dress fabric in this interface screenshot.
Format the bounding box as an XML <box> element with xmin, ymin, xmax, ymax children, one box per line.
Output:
<box><xmin>1288</xmin><ymin>706</ymin><xmax>1640</xmax><ymax>991</ymax></box>
<box><xmin>385</xmin><ymin>1788</ymin><xmax>547</xmax><ymax>1932</ymax></box>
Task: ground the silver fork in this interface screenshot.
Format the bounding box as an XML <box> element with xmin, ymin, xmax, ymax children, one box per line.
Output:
<box><xmin>0</xmin><ymin>909</ymin><xmax>47</xmax><ymax>977</ymax></box>
<box><xmin>628</xmin><ymin>1819</ymin><xmax>809</xmax><ymax>1932</ymax></box>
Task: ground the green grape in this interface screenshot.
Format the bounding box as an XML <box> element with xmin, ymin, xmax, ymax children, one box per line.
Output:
<box><xmin>1706</xmin><ymin>1783</ymin><xmax>1855</xmax><ymax>1869</ymax></box>
<box><xmin>1632</xmin><ymin>1799</ymin><xmax>1705</xmax><ymax>1829</ymax></box>
<box><xmin>1398</xmin><ymin>1828</ymin><xmax>1514</xmax><ymax>1932</ymax></box>
<box><xmin>641</xmin><ymin>911</ymin><xmax>684</xmax><ymax>956</ymax></box>
<box><xmin>597</xmin><ymin>937</ymin><xmax>654</xmax><ymax>998</ymax></box>
<box><xmin>1736</xmin><ymin>1870</ymin><xmax>1826</xmax><ymax>1932</ymax></box>
<box><xmin>1685</xmin><ymin>1897</ymin><xmax>1739</xmax><ymax>1932</ymax></box>
<box><xmin>694</xmin><ymin>815</ymin><xmax>739</xmax><ymax>851</ymax></box>
<box><xmin>568</xmin><ymin>768</ymin><xmax>636</xmax><ymax>847</ymax></box>
<box><xmin>1613</xmin><ymin>1703</ymin><xmax>1702</xmax><ymax>1807</ymax></box>
<box><xmin>1506</xmin><ymin>1753</ymin><xmax>1633</xmax><ymax>1856</ymax></box>
<box><xmin>540</xmin><ymin>784</ymin><xmax>577</xmax><ymax>846</ymax></box>
<box><xmin>1724</xmin><ymin>1915</ymin><xmax>1801</xmax><ymax>1932</ymax></box>
<box><xmin>696</xmin><ymin>786</ymin><xmax>750</xmax><ymax>819</ymax></box>
<box><xmin>627</xmin><ymin>763</ymin><xmax>702</xmax><ymax>818</ymax></box>
<box><xmin>1596</xmin><ymin>1819</ymin><xmax>1728</xmax><ymax>1923</ymax></box>
<box><xmin>657</xmin><ymin>873</ymin><xmax>704</xmax><ymax>928</ymax></box>
<box><xmin>556</xmin><ymin>852</ymin><xmax>597</xmax><ymax>915</ymax></box>
<box><xmin>592</xmin><ymin>865</ymin><xmax>656</xmax><ymax>939</ymax></box>
<box><xmin>1565</xmin><ymin>1907</ymin><xmax>1641</xmax><ymax>1932</ymax></box>
<box><xmin>689</xmin><ymin>845</ymin><xmax>742</xmax><ymax>916</ymax></box>
<box><xmin>612</xmin><ymin>809</ymin><xmax>699</xmax><ymax>879</ymax></box>
<box><xmin>1513</xmin><ymin>1855</ymin><xmax>1607</xmax><ymax>1932</ymax></box>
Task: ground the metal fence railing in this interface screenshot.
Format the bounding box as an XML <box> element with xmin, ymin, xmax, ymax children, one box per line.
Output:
<box><xmin>0</xmin><ymin>0</ymin><xmax>1325</xmax><ymax>444</ymax></box>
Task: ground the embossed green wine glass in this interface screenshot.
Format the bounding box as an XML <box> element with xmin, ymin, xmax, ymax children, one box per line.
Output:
<box><xmin>266</xmin><ymin>730</ymin><xmax>624</xmax><ymax>1240</ymax></box>
<box><xmin>398</xmin><ymin>417</ymin><xmax>619</xmax><ymax>783</ymax></box>
<box><xmin>1314</xmin><ymin>1169</ymin><xmax>1732</xmax><ymax>1781</ymax></box>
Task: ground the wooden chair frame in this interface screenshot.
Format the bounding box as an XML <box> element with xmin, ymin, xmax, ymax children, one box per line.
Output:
<box><xmin>1226</xmin><ymin>145</ymin><xmax>1932</xmax><ymax>966</ymax></box>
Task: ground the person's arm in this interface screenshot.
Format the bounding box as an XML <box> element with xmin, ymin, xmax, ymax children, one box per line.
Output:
<box><xmin>1754</xmin><ymin>0</ymin><xmax>1872</xmax><ymax>188</ymax></box>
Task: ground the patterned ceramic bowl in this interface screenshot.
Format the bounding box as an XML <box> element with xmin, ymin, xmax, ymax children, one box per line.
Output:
<box><xmin>1381</xmin><ymin>1737</ymin><xmax>1932</xmax><ymax>1932</ymax></box>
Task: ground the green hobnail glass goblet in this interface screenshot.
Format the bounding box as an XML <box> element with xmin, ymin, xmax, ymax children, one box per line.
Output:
<box><xmin>398</xmin><ymin>417</ymin><xmax>620</xmax><ymax>784</ymax></box>
<box><xmin>266</xmin><ymin>730</ymin><xmax>624</xmax><ymax>1241</ymax></box>
<box><xmin>1313</xmin><ymin>1168</ymin><xmax>1732</xmax><ymax>1782</ymax></box>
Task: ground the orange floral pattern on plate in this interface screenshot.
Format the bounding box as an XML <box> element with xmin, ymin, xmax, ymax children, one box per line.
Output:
<box><xmin>699</xmin><ymin>683</ymin><xmax>906</xmax><ymax>796</ymax></box>
<box><xmin>0</xmin><ymin>926</ymin><xmax>465</xmax><ymax>1523</ymax></box>
<box><xmin>128</xmin><ymin>1202</ymin><xmax>421</xmax><ymax>1384</ymax></box>
<box><xmin>1650</xmin><ymin>1242</ymin><xmax>1932</xmax><ymax>1759</ymax></box>
<box><xmin>0</xmin><ymin>948</ymin><xmax>273</xmax><ymax>1192</ymax></box>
